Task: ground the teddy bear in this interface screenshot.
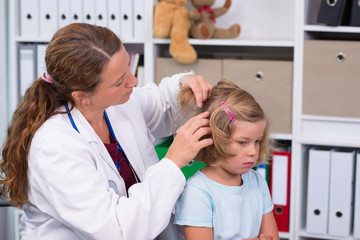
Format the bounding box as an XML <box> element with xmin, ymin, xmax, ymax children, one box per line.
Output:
<box><xmin>153</xmin><ymin>0</ymin><xmax>197</xmax><ymax>64</ymax></box>
<box><xmin>189</xmin><ymin>0</ymin><xmax>241</xmax><ymax>39</ymax></box>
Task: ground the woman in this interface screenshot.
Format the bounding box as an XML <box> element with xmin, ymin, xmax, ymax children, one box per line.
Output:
<box><xmin>0</xmin><ymin>23</ymin><xmax>213</xmax><ymax>239</ymax></box>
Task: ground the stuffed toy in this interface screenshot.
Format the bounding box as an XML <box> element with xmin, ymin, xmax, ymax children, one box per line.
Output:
<box><xmin>189</xmin><ymin>0</ymin><xmax>241</xmax><ymax>39</ymax></box>
<box><xmin>153</xmin><ymin>0</ymin><xmax>197</xmax><ymax>64</ymax></box>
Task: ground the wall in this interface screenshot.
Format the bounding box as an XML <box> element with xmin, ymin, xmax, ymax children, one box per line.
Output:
<box><xmin>0</xmin><ymin>1</ymin><xmax>15</xmax><ymax>240</ymax></box>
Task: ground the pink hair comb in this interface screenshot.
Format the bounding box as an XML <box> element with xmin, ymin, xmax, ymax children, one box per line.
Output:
<box><xmin>221</xmin><ymin>101</ymin><xmax>235</xmax><ymax>122</ymax></box>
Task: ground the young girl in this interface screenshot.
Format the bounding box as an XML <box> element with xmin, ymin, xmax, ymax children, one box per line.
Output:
<box><xmin>174</xmin><ymin>79</ymin><xmax>279</xmax><ymax>240</ymax></box>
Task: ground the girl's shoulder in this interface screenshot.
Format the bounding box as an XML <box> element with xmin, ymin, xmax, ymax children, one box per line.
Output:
<box><xmin>244</xmin><ymin>168</ymin><xmax>269</xmax><ymax>189</ymax></box>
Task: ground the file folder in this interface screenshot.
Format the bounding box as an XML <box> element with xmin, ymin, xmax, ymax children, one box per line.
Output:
<box><xmin>20</xmin><ymin>0</ymin><xmax>39</xmax><ymax>37</ymax></box>
<box><xmin>254</xmin><ymin>162</ymin><xmax>270</xmax><ymax>186</ymax></box>
<box><xmin>354</xmin><ymin>152</ymin><xmax>360</xmax><ymax>239</ymax></box>
<box><xmin>328</xmin><ymin>149</ymin><xmax>355</xmax><ymax>237</ymax></box>
<box><xmin>350</xmin><ymin>0</ymin><xmax>360</xmax><ymax>26</ymax></box>
<box><xmin>317</xmin><ymin>0</ymin><xmax>352</xmax><ymax>26</ymax></box>
<box><xmin>136</xmin><ymin>66</ymin><xmax>145</xmax><ymax>87</ymax></box>
<box><xmin>70</xmin><ymin>0</ymin><xmax>83</xmax><ymax>23</ymax></box>
<box><xmin>36</xmin><ymin>44</ymin><xmax>47</xmax><ymax>79</ymax></box>
<box><xmin>58</xmin><ymin>0</ymin><xmax>71</xmax><ymax>28</ymax></box>
<box><xmin>133</xmin><ymin>0</ymin><xmax>145</xmax><ymax>40</ymax></box>
<box><xmin>18</xmin><ymin>44</ymin><xmax>36</xmax><ymax>98</ymax></box>
<box><xmin>39</xmin><ymin>0</ymin><xmax>58</xmax><ymax>39</ymax></box>
<box><xmin>306</xmin><ymin>148</ymin><xmax>331</xmax><ymax>235</ymax></box>
<box><xmin>270</xmin><ymin>151</ymin><xmax>291</xmax><ymax>232</ymax></box>
<box><xmin>83</xmin><ymin>0</ymin><xmax>96</xmax><ymax>25</ymax></box>
<box><xmin>108</xmin><ymin>0</ymin><xmax>121</xmax><ymax>36</ymax></box>
<box><xmin>95</xmin><ymin>0</ymin><xmax>108</xmax><ymax>27</ymax></box>
<box><xmin>129</xmin><ymin>53</ymin><xmax>140</xmax><ymax>76</ymax></box>
<box><xmin>120</xmin><ymin>0</ymin><xmax>133</xmax><ymax>40</ymax></box>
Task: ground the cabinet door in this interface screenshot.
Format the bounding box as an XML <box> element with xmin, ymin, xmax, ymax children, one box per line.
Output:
<box><xmin>155</xmin><ymin>58</ymin><xmax>222</xmax><ymax>86</ymax></box>
<box><xmin>223</xmin><ymin>59</ymin><xmax>293</xmax><ymax>134</ymax></box>
<box><xmin>303</xmin><ymin>40</ymin><xmax>360</xmax><ymax>118</ymax></box>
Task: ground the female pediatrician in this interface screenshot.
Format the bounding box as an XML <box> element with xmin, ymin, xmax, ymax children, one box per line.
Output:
<box><xmin>0</xmin><ymin>23</ymin><xmax>213</xmax><ymax>239</ymax></box>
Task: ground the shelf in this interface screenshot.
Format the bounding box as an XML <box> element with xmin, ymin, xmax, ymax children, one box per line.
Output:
<box><xmin>299</xmin><ymin>230</ymin><xmax>355</xmax><ymax>240</ymax></box>
<box><xmin>14</xmin><ymin>36</ymin><xmax>145</xmax><ymax>44</ymax></box>
<box><xmin>153</xmin><ymin>38</ymin><xmax>295</xmax><ymax>47</ymax></box>
<box><xmin>300</xmin><ymin>115</ymin><xmax>360</xmax><ymax>146</ymax></box>
<box><xmin>304</xmin><ymin>25</ymin><xmax>360</xmax><ymax>33</ymax></box>
<box><xmin>270</xmin><ymin>134</ymin><xmax>293</xmax><ymax>141</ymax></box>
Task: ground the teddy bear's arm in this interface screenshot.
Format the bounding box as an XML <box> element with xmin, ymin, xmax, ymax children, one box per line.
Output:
<box><xmin>189</xmin><ymin>8</ymin><xmax>201</xmax><ymax>21</ymax></box>
<box><xmin>213</xmin><ymin>0</ymin><xmax>231</xmax><ymax>18</ymax></box>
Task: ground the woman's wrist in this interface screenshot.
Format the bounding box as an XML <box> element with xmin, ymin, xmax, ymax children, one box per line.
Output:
<box><xmin>179</xmin><ymin>69</ymin><xmax>197</xmax><ymax>88</ymax></box>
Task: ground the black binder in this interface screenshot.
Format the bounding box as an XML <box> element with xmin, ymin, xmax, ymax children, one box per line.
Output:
<box><xmin>350</xmin><ymin>0</ymin><xmax>360</xmax><ymax>26</ymax></box>
<box><xmin>317</xmin><ymin>0</ymin><xmax>352</xmax><ymax>26</ymax></box>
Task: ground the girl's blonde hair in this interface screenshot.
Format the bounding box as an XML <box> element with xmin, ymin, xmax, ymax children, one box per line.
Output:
<box><xmin>176</xmin><ymin>78</ymin><xmax>271</xmax><ymax>166</ymax></box>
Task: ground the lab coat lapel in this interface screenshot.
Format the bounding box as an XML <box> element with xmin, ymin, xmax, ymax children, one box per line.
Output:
<box><xmin>69</xmin><ymin>107</ymin><xmax>120</xmax><ymax>176</ymax></box>
<box><xmin>109</xmin><ymin>118</ymin><xmax>147</xmax><ymax>181</ymax></box>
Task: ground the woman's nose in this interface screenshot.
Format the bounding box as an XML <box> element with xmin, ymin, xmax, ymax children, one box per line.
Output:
<box><xmin>126</xmin><ymin>71</ymin><xmax>138</xmax><ymax>87</ymax></box>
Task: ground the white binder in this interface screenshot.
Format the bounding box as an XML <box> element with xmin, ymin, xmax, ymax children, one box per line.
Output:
<box><xmin>39</xmin><ymin>0</ymin><xmax>58</xmax><ymax>39</ymax></box>
<box><xmin>19</xmin><ymin>44</ymin><xmax>36</xmax><ymax>97</ymax></box>
<box><xmin>95</xmin><ymin>0</ymin><xmax>108</xmax><ymax>27</ymax></box>
<box><xmin>108</xmin><ymin>0</ymin><xmax>121</xmax><ymax>36</ymax></box>
<box><xmin>120</xmin><ymin>0</ymin><xmax>133</xmax><ymax>40</ymax></box>
<box><xmin>354</xmin><ymin>152</ymin><xmax>360</xmax><ymax>239</ymax></box>
<box><xmin>306</xmin><ymin>148</ymin><xmax>331</xmax><ymax>235</ymax></box>
<box><xmin>70</xmin><ymin>0</ymin><xmax>83</xmax><ymax>23</ymax></box>
<box><xmin>271</xmin><ymin>154</ymin><xmax>288</xmax><ymax>206</ymax></box>
<box><xmin>58</xmin><ymin>0</ymin><xmax>70</xmax><ymax>28</ymax></box>
<box><xmin>36</xmin><ymin>44</ymin><xmax>47</xmax><ymax>79</ymax></box>
<box><xmin>328</xmin><ymin>149</ymin><xmax>355</xmax><ymax>237</ymax></box>
<box><xmin>20</xmin><ymin>0</ymin><xmax>39</xmax><ymax>37</ymax></box>
<box><xmin>83</xmin><ymin>0</ymin><xmax>96</xmax><ymax>25</ymax></box>
<box><xmin>133</xmin><ymin>0</ymin><xmax>145</xmax><ymax>40</ymax></box>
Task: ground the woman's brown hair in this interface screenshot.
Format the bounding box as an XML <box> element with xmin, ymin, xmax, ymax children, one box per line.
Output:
<box><xmin>0</xmin><ymin>23</ymin><xmax>122</xmax><ymax>207</ymax></box>
<box><xmin>176</xmin><ymin>78</ymin><xmax>271</xmax><ymax>166</ymax></box>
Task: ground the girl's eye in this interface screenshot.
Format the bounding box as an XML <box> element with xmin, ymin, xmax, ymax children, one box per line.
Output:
<box><xmin>255</xmin><ymin>139</ymin><xmax>261</xmax><ymax>144</ymax></box>
<box><xmin>238</xmin><ymin>141</ymin><xmax>247</xmax><ymax>145</ymax></box>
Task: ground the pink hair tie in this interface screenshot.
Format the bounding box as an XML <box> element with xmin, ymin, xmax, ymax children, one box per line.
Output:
<box><xmin>221</xmin><ymin>101</ymin><xmax>235</xmax><ymax>122</ymax></box>
<box><xmin>41</xmin><ymin>72</ymin><xmax>54</xmax><ymax>83</ymax></box>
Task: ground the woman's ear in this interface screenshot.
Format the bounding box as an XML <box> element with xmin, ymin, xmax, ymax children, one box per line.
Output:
<box><xmin>71</xmin><ymin>91</ymin><xmax>89</xmax><ymax>106</ymax></box>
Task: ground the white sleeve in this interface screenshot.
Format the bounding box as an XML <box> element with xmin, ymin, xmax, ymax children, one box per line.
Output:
<box><xmin>29</xmin><ymin>128</ymin><xmax>185</xmax><ymax>240</ymax></box>
<box><xmin>132</xmin><ymin>73</ymin><xmax>183</xmax><ymax>139</ymax></box>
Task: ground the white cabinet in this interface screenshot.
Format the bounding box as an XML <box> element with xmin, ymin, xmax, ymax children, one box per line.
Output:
<box><xmin>7</xmin><ymin>0</ymin><xmax>360</xmax><ymax>240</ymax></box>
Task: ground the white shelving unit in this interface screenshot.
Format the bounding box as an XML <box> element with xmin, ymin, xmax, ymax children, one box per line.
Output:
<box><xmin>294</xmin><ymin>1</ymin><xmax>360</xmax><ymax>240</ymax></box>
<box><xmin>6</xmin><ymin>0</ymin><xmax>360</xmax><ymax>239</ymax></box>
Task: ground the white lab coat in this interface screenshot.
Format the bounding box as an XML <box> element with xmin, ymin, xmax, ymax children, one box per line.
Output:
<box><xmin>20</xmin><ymin>74</ymin><xmax>186</xmax><ymax>240</ymax></box>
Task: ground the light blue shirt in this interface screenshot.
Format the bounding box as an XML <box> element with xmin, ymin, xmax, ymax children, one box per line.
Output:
<box><xmin>174</xmin><ymin>169</ymin><xmax>274</xmax><ymax>240</ymax></box>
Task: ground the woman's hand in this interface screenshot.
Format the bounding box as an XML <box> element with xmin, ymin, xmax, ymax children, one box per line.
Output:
<box><xmin>180</xmin><ymin>74</ymin><xmax>213</xmax><ymax>108</ymax></box>
<box><xmin>165</xmin><ymin>111</ymin><xmax>213</xmax><ymax>169</ymax></box>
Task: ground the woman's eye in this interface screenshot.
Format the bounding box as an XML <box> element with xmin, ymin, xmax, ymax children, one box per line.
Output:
<box><xmin>115</xmin><ymin>78</ymin><xmax>124</xmax><ymax>86</ymax></box>
<box><xmin>238</xmin><ymin>141</ymin><xmax>247</xmax><ymax>145</ymax></box>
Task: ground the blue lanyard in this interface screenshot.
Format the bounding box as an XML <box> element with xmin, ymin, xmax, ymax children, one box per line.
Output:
<box><xmin>65</xmin><ymin>103</ymin><xmax>80</xmax><ymax>133</ymax></box>
<box><xmin>103</xmin><ymin>110</ymin><xmax>124</xmax><ymax>153</ymax></box>
<box><xmin>64</xmin><ymin>104</ymin><xmax>140</xmax><ymax>182</ymax></box>
<box><xmin>65</xmin><ymin>103</ymin><xmax>124</xmax><ymax>154</ymax></box>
